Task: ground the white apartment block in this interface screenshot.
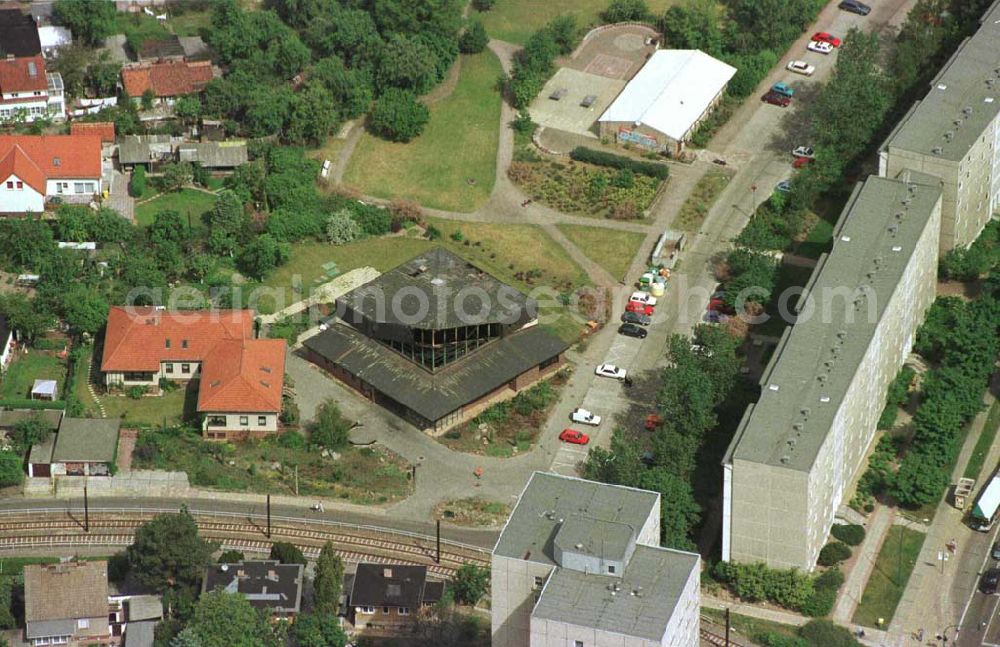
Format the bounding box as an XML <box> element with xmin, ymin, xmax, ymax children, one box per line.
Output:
<box><xmin>722</xmin><ymin>175</ymin><xmax>942</xmax><ymax>570</ymax></box>
<box><xmin>879</xmin><ymin>0</ymin><xmax>1000</xmax><ymax>251</ymax></box>
<box><xmin>492</xmin><ymin>472</ymin><xmax>700</xmax><ymax>647</ymax></box>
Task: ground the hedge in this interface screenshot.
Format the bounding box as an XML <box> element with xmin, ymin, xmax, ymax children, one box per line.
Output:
<box><xmin>0</xmin><ymin>399</ymin><xmax>66</xmax><ymax>411</ymax></box>
<box><xmin>800</xmin><ymin>568</ymin><xmax>844</xmax><ymax>618</ymax></box>
<box><xmin>831</xmin><ymin>524</ymin><xmax>865</xmax><ymax>546</ymax></box>
<box><xmin>817</xmin><ymin>542</ymin><xmax>852</xmax><ymax>567</ymax></box>
<box><xmin>713</xmin><ymin>561</ymin><xmax>844</xmax><ymax>616</ymax></box>
<box><xmin>569</xmin><ymin>147</ymin><xmax>669</xmax><ymax>179</ymax></box>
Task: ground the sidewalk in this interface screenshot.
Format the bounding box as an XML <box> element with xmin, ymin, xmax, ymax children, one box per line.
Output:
<box><xmin>833</xmin><ymin>505</ymin><xmax>896</xmax><ymax>624</ymax></box>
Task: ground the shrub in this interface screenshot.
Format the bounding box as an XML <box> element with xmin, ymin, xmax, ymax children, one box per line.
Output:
<box><xmin>798</xmin><ymin>619</ymin><xmax>861</xmax><ymax>646</ymax></box>
<box><xmin>800</xmin><ymin>568</ymin><xmax>843</xmax><ymax>618</ymax></box>
<box><xmin>131</xmin><ymin>166</ymin><xmax>146</xmax><ymax>198</ymax></box>
<box><xmin>0</xmin><ymin>451</ymin><xmax>24</xmax><ymax>488</ymax></box>
<box><xmin>217</xmin><ymin>550</ymin><xmax>245</xmax><ymax>564</ymax></box>
<box><xmin>108</xmin><ymin>551</ymin><xmax>130</xmax><ymax>583</ymax></box>
<box><xmin>460</xmin><ymin>20</ymin><xmax>489</xmax><ymax>54</ymax></box>
<box><xmin>831</xmin><ymin>524</ymin><xmax>865</xmax><ymax>546</ymax></box>
<box><xmin>280</xmin><ymin>397</ymin><xmax>300</xmax><ymax>425</ymax></box>
<box><xmin>350</xmin><ymin>204</ymin><xmax>392</xmax><ymax>236</ymax></box>
<box><xmin>450</xmin><ymin>229</ymin><xmax>464</xmax><ymax>242</ymax></box>
<box><xmin>325</xmin><ymin>209</ymin><xmax>362</xmax><ymax>244</ymax></box>
<box><xmin>278</xmin><ymin>431</ymin><xmax>306</xmax><ymax>450</ymax></box>
<box><xmin>602</xmin><ymin>0</ymin><xmax>650</xmax><ymax>22</ymax></box>
<box><xmin>817</xmin><ymin>542</ymin><xmax>851</xmax><ymax>567</ymax></box>
<box><xmin>758</xmin><ymin>634</ymin><xmax>809</xmax><ymax>647</ymax></box>
<box><xmin>426</xmin><ymin>225</ymin><xmax>441</xmax><ymax>240</ymax></box>
<box><xmin>569</xmin><ymin>147</ymin><xmax>669</xmax><ymax>179</ymax></box>
<box><xmin>369</xmin><ymin>88</ymin><xmax>430</xmax><ymax>143</ymax></box>
<box><xmin>127</xmin><ymin>385</ymin><xmax>148</xmax><ymax>399</ymax></box>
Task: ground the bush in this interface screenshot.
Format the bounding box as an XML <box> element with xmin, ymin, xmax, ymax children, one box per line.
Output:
<box><xmin>325</xmin><ymin>209</ymin><xmax>362</xmax><ymax>244</ymax></box>
<box><xmin>817</xmin><ymin>542</ymin><xmax>851</xmax><ymax>567</ymax></box>
<box><xmin>831</xmin><ymin>524</ymin><xmax>865</xmax><ymax>546</ymax></box>
<box><xmin>278</xmin><ymin>431</ymin><xmax>306</xmax><ymax>450</ymax></box>
<box><xmin>131</xmin><ymin>166</ymin><xmax>146</xmax><ymax>198</ymax></box>
<box><xmin>602</xmin><ymin>0</ymin><xmax>650</xmax><ymax>22</ymax></box>
<box><xmin>369</xmin><ymin>88</ymin><xmax>430</xmax><ymax>143</ymax></box>
<box><xmin>758</xmin><ymin>634</ymin><xmax>809</xmax><ymax>647</ymax></box>
<box><xmin>472</xmin><ymin>0</ymin><xmax>495</xmax><ymax>9</ymax></box>
<box><xmin>126</xmin><ymin>385</ymin><xmax>148</xmax><ymax>400</ymax></box>
<box><xmin>798</xmin><ymin>619</ymin><xmax>861</xmax><ymax>646</ymax></box>
<box><xmin>0</xmin><ymin>451</ymin><xmax>24</xmax><ymax>488</ymax></box>
<box><xmin>569</xmin><ymin>147</ymin><xmax>669</xmax><ymax>179</ymax></box>
<box><xmin>711</xmin><ymin>561</ymin><xmax>814</xmax><ymax>610</ymax></box>
<box><xmin>350</xmin><ymin>204</ymin><xmax>392</xmax><ymax>236</ymax></box>
<box><xmin>460</xmin><ymin>20</ymin><xmax>489</xmax><ymax>54</ymax></box>
<box><xmin>800</xmin><ymin>568</ymin><xmax>843</xmax><ymax>618</ymax></box>
<box><xmin>450</xmin><ymin>229</ymin><xmax>464</xmax><ymax>242</ymax></box>
<box><xmin>426</xmin><ymin>225</ymin><xmax>442</xmax><ymax>240</ymax></box>
<box><xmin>217</xmin><ymin>550</ymin><xmax>245</xmax><ymax>564</ymax></box>
<box><xmin>108</xmin><ymin>551</ymin><xmax>130</xmax><ymax>584</ymax></box>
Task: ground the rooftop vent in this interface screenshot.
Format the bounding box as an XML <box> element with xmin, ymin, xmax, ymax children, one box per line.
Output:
<box><xmin>892</xmin><ymin>245</ymin><xmax>903</xmax><ymax>252</ymax></box>
<box><xmin>987</xmin><ymin>97</ymin><xmax>995</xmax><ymax>103</ymax></box>
<box><xmin>260</xmin><ymin>366</ymin><xmax>271</xmax><ymax>373</ymax></box>
<box><xmin>260</xmin><ymin>380</ymin><xmax>270</xmax><ymax>388</ymax></box>
<box><xmin>837</xmin><ymin>330</ymin><xmax>847</xmax><ymax>339</ymax></box>
<box><xmin>840</xmin><ymin>235</ymin><xmax>851</xmax><ymax>242</ymax></box>
<box><xmin>895</xmin><ymin>212</ymin><xmax>904</xmax><ymax>220</ymax></box>
<box><xmin>793</xmin><ymin>423</ymin><xmax>804</xmax><ymax>431</ymax></box>
<box><xmin>820</xmin><ymin>396</ymin><xmax>831</xmax><ymax>403</ymax></box>
<box><xmin>801</xmin><ymin>408</ymin><xmax>811</xmax><ymax>417</ymax></box>
<box><xmin>210</xmin><ymin>380</ymin><xmax>221</xmax><ymax>387</ymax></box>
<box><xmin>575</xmin><ymin>543</ymin><xmax>584</xmax><ymax>550</ymax></box>
<box><xmin>954</xmin><ymin>119</ymin><xmax>963</xmax><ymax>126</ymax></box>
<box><xmin>937</xmin><ymin>84</ymin><xmax>947</xmax><ymax>90</ymax></box>
<box><xmin>768</xmin><ymin>384</ymin><xmax>779</xmax><ymax>392</ymax></box>
<box><xmin>944</xmin><ymin>131</ymin><xmax>955</xmax><ymax>141</ymax></box>
<box><xmin>963</xmin><ymin>106</ymin><xmax>973</xmax><ymax>115</ymax></box>
<box><xmin>780</xmin><ymin>455</ymin><xmax>791</xmax><ymax>464</ymax></box>
<box><xmin>932</xmin><ymin>146</ymin><xmax>943</xmax><ymax>155</ymax></box>
<box><xmin>430</xmin><ymin>278</ymin><xmax>446</xmax><ymax>286</ymax></box>
<box><xmin>786</xmin><ymin>437</ymin><xmax>797</xmax><ymax>447</ymax></box>
<box><xmin>889</xmin><ymin>224</ymin><xmax>899</xmax><ymax>235</ymax></box>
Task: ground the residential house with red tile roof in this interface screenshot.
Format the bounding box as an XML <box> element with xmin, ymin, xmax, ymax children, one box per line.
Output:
<box><xmin>0</xmin><ymin>135</ymin><xmax>102</xmax><ymax>213</ymax></box>
<box><xmin>69</xmin><ymin>122</ymin><xmax>116</xmax><ymax>144</ymax></box>
<box><xmin>0</xmin><ymin>53</ymin><xmax>65</xmax><ymax>122</ymax></box>
<box><xmin>120</xmin><ymin>59</ymin><xmax>214</xmax><ymax>107</ymax></box>
<box><xmin>101</xmin><ymin>307</ymin><xmax>286</xmax><ymax>440</ymax></box>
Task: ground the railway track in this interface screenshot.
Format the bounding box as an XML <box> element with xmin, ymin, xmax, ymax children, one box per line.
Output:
<box><xmin>0</xmin><ymin>511</ymin><xmax>490</xmax><ymax>577</ymax></box>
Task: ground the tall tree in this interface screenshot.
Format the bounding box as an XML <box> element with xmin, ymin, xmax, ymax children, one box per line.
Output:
<box><xmin>660</xmin><ymin>0</ymin><xmax>723</xmax><ymax>56</ymax></box>
<box><xmin>185</xmin><ymin>590</ymin><xmax>277</xmax><ymax>647</ymax></box>
<box><xmin>205</xmin><ymin>191</ymin><xmax>251</xmax><ymax>257</ymax></box>
<box><xmin>268</xmin><ymin>542</ymin><xmax>306</xmax><ymax>565</ymax></box>
<box><xmin>312</xmin><ymin>542</ymin><xmax>344</xmax><ymax>612</ymax></box>
<box><xmin>451</xmin><ymin>564</ymin><xmax>489</xmax><ymax>606</ymax></box>
<box><xmin>54</xmin><ymin>0</ymin><xmax>117</xmax><ymax>46</ymax></box>
<box><xmin>292</xmin><ymin>612</ymin><xmax>348</xmax><ymax>647</ymax></box>
<box><xmin>126</xmin><ymin>508</ymin><xmax>215</xmax><ymax>593</ymax></box>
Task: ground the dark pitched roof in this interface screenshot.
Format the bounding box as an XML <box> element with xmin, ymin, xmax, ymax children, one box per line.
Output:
<box><xmin>303</xmin><ymin>322</ymin><xmax>567</xmax><ymax>423</ymax></box>
<box><xmin>350</xmin><ymin>564</ymin><xmax>432</xmax><ymax>609</ymax></box>
<box><xmin>138</xmin><ymin>36</ymin><xmax>185</xmax><ymax>61</ymax></box>
<box><xmin>339</xmin><ymin>247</ymin><xmax>534</xmax><ymax>329</ymax></box>
<box><xmin>0</xmin><ymin>9</ymin><xmax>41</xmax><ymax>58</ymax></box>
<box><xmin>202</xmin><ymin>561</ymin><xmax>303</xmax><ymax>614</ymax></box>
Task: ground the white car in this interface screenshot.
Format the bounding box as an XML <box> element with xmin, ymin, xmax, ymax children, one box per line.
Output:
<box><xmin>786</xmin><ymin>60</ymin><xmax>815</xmax><ymax>76</ymax></box>
<box><xmin>571</xmin><ymin>408</ymin><xmax>602</xmax><ymax>426</ymax></box>
<box><xmin>792</xmin><ymin>146</ymin><xmax>815</xmax><ymax>159</ymax></box>
<box><xmin>807</xmin><ymin>40</ymin><xmax>834</xmax><ymax>54</ymax></box>
<box><xmin>629</xmin><ymin>291</ymin><xmax>657</xmax><ymax>306</ymax></box>
<box><xmin>595</xmin><ymin>363</ymin><xmax>627</xmax><ymax>380</ymax></box>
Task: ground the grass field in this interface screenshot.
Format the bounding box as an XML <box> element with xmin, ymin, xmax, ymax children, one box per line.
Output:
<box><xmin>102</xmin><ymin>381</ymin><xmax>197</xmax><ymax>428</ymax></box>
<box><xmin>134</xmin><ymin>189</ymin><xmax>217</xmax><ymax>228</ymax></box>
<box><xmin>344</xmin><ymin>51</ymin><xmax>502</xmax><ymax>212</ymax></box>
<box><xmin>476</xmin><ymin>0</ymin><xmax>675</xmax><ymax>45</ymax></box>
<box><xmin>853</xmin><ymin>526</ymin><xmax>926</xmax><ymax>628</ymax></box>
<box><xmin>168</xmin><ymin>9</ymin><xmax>212</xmax><ymax>37</ymax></box>
<box><xmin>675</xmin><ymin>169</ymin><xmax>731</xmax><ymax>231</ymax></box>
<box><xmin>795</xmin><ymin>213</ymin><xmax>835</xmax><ymax>259</ymax></box>
<box><xmin>701</xmin><ymin>608</ymin><xmax>801</xmax><ymax>643</ymax></box>
<box><xmin>556</xmin><ymin>224</ymin><xmax>646</xmax><ymax>280</ymax></box>
<box><xmin>0</xmin><ymin>351</ymin><xmax>67</xmax><ymax>400</ymax></box>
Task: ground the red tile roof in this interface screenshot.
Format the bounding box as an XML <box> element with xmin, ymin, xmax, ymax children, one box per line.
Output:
<box><xmin>0</xmin><ymin>55</ymin><xmax>47</xmax><ymax>94</ymax></box>
<box><xmin>70</xmin><ymin>122</ymin><xmax>116</xmax><ymax>143</ymax></box>
<box><xmin>0</xmin><ymin>136</ymin><xmax>102</xmax><ymax>192</ymax></box>
<box><xmin>121</xmin><ymin>60</ymin><xmax>214</xmax><ymax>98</ymax></box>
<box><xmin>101</xmin><ymin>307</ymin><xmax>285</xmax><ymax>414</ymax></box>
<box><xmin>198</xmin><ymin>339</ymin><xmax>286</xmax><ymax>414</ymax></box>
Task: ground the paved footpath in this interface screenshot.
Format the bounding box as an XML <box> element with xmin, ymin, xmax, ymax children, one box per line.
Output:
<box><xmin>833</xmin><ymin>505</ymin><xmax>896</xmax><ymax>624</ymax></box>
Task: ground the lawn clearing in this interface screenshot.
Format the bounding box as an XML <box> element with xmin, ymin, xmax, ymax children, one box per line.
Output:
<box><xmin>0</xmin><ymin>350</ymin><xmax>67</xmax><ymax>401</ymax></box>
<box><xmin>675</xmin><ymin>169</ymin><xmax>732</xmax><ymax>231</ymax></box>
<box><xmin>134</xmin><ymin>188</ymin><xmax>217</xmax><ymax>227</ymax></box>
<box><xmin>434</xmin><ymin>497</ymin><xmax>512</xmax><ymax>527</ymax></box>
<box><xmin>116</xmin><ymin>13</ymin><xmax>170</xmax><ymax>51</ymax></box>
<box><xmin>132</xmin><ymin>427</ymin><xmax>412</xmax><ymax>504</ymax></box>
<box><xmin>753</xmin><ymin>263</ymin><xmax>815</xmax><ymax>338</ymax></box>
<box><xmin>168</xmin><ymin>9</ymin><xmax>212</xmax><ymax>37</ymax></box>
<box><xmin>102</xmin><ymin>381</ymin><xmax>197</xmax><ymax>428</ymax></box>
<box><xmin>343</xmin><ymin>51</ymin><xmax>502</xmax><ymax>212</ymax></box>
<box><xmin>476</xmin><ymin>0</ymin><xmax>675</xmax><ymax>45</ymax></box>
<box><xmin>853</xmin><ymin>526</ymin><xmax>925</xmax><ymax>628</ymax></box>
<box><xmin>557</xmin><ymin>224</ymin><xmax>646</xmax><ymax>280</ymax></box>
<box><xmin>794</xmin><ymin>212</ymin><xmax>835</xmax><ymax>260</ymax></box>
<box><xmin>964</xmin><ymin>400</ymin><xmax>1000</xmax><ymax>480</ymax></box>
<box><xmin>427</xmin><ymin>218</ymin><xmax>593</xmax><ymax>343</ymax></box>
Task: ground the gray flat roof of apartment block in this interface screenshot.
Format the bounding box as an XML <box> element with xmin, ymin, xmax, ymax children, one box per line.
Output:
<box><xmin>532</xmin><ymin>544</ymin><xmax>698</xmax><ymax>641</ymax></box>
<box><xmin>884</xmin><ymin>0</ymin><xmax>1000</xmax><ymax>161</ymax></box>
<box><xmin>302</xmin><ymin>321</ymin><xmax>567</xmax><ymax>423</ymax></box>
<box><xmin>494</xmin><ymin>472</ymin><xmax>659</xmax><ymax>566</ymax></box>
<box><xmin>338</xmin><ymin>247</ymin><xmax>533</xmax><ymax>329</ymax></box>
<box><xmin>727</xmin><ymin>175</ymin><xmax>941</xmax><ymax>471</ymax></box>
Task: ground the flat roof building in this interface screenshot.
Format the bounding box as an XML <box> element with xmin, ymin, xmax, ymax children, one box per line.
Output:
<box><xmin>598</xmin><ymin>49</ymin><xmax>736</xmax><ymax>155</ymax></box>
<box><xmin>879</xmin><ymin>0</ymin><xmax>1000</xmax><ymax>251</ymax></box>
<box><xmin>303</xmin><ymin>248</ymin><xmax>568</xmax><ymax>434</ymax></box>
<box><xmin>723</xmin><ymin>174</ymin><xmax>942</xmax><ymax>570</ymax></box>
<box><xmin>492</xmin><ymin>472</ymin><xmax>700</xmax><ymax>647</ymax></box>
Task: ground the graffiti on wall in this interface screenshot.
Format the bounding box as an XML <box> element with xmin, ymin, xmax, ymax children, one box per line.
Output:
<box><xmin>617</xmin><ymin>127</ymin><xmax>658</xmax><ymax>149</ymax></box>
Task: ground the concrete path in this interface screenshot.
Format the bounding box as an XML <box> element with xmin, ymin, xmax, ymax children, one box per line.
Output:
<box><xmin>834</xmin><ymin>504</ymin><xmax>896</xmax><ymax>624</ymax></box>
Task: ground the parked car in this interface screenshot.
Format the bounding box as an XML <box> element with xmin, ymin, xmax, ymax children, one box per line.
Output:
<box><xmin>618</xmin><ymin>323</ymin><xmax>648</xmax><ymax>339</ymax></box>
<box><xmin>775</xmin><ymin>180</ymin><xmax>792</xmax><ymax>193</ymax></box>
<box><xmin>629</xmin><ymin>291</ymin><xmax>657</xmax><ymax>306</ymax></box>
<box><xmin>621</xmin><ymin>311</ymin><xmax>651</xmax><ymax>326</ymax></box>
<box><xmin>807</xmin><ymin>40</ymin><xmax>834</xmax><ymax>55</ymax></box>
<box><xmin>811</xmin><ymin>32</ymin><xmax>842</xmax><ymax>47</ymax></box>
<box><xmin>771</xmin><ymin>82</ymin><xmax>794</xmax><ymax>97</ymax></box>
<box><xmin>595</xmin><ymin>363</ymin><xmax>627</xmax><ymax>380</ymax></box>
<box><xmin>571</xmin><ymin>408</ymin><xmax>601</xmax><ymax>426</ymax></box>
<box><xmin>992</xmin><ymin>542</ymin><xmax>1000</xmax><ymax>560</ymax></box>
<box><xmin>786</xmin><ymin>60</ymin><xmax>816</xmax><ymax>76</ymax></box>
<box><xmin>839</xmin><ymin>0</ymin><xmax>871</xmax><ymax>15</ymax></box>
<box><xmin>793</xmin><ymin>156</ymin><xmax>813</xmax><ymax>169</ymax></box>
<box><xmin>559</xmin><ymin>428</ymin><xmax>590</xmax><ymax>445</ymax></box>
<box><xmin>982</xmin><ymin>568</ymin><xmax>1000</xmax><ymax>594</ymax></box>
<box><xmin>626</xmin><ymin>301</ymin><xmax>654</xmax><ymax>316</ymax></box>
<box><xmin>792</xmin><ymin>146</ymin><xmax>815</xmax><ymax>159</ymax></box>
<box><xmin>761</xmin><ymin>90</ymin><xmax>791</xmax><ymax>107</ymax></box>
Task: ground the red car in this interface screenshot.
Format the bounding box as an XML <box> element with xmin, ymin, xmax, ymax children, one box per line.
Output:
<box><xmin>626</xmin><ymin>301</ymin><xmax>654</xmax><ymax>316</ymax></box>
<box><xmin>559</xmin><ymin>428</ymin><xmax>590</xmax><ymax>445</ymax></box>
<box><xmin>811</xmin><ymin>32</ymin><xmax>842</xmax><ymax>47</ymax></box>
<box><xmin>793</xmin><ymin>156</ymin><xmax>813</xmax><ymax>169</ymax></box>
<box><xmin>761</xmin><ymin>90</ymin><xmax>791</xmax><ymax>107</ymax></box>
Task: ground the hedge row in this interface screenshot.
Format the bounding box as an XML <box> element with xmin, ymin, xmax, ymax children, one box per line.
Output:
<box><xmin>712</xmin><ymin>561</ymin><xmax>844</xmax><ymax>617</ymax></box>
<box><xmin>569</xmin><ymin>147</ymin><xmax>669</xmax><ymax>179</ymax></box>
<box><xmin>0</xmin><ymin>399</ymin><xmax>67</xmax><ymax>411</ymax></box>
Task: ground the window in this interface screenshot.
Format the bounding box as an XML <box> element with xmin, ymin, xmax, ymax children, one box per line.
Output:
<box><xmin>165</xmin><ymin>338</ymin><xmax>171</xmax><ymax>348</ymax></box>
<box><xmin>165</xmin><ymin>363</ymin><xmax>174</xmax><ymax>374</ymax></box>
<box><xmin>533</xmin><ymin>575</ymin><xmax>545</xmax><ymax>590</ymax></box>
<box><xmin>181</xmin><ymin>364</ymin><xmax>191</xmax><ymax>374</ymax></box>
<box><xmin>398</xmin><ymin>607</ymin><xmax>410</xmax><ymax>615</ymax></box>
<box><xmin>33</xmin><ymin>91</ymin><xmax>41</xmax><ymax>96</ymax></box>
<box><xmin>74</xmin><ymin>182</ymin><xmax>86</xmax><ymax>194</ymax></box>
<box><xmin>4</xmin><ymin>182</ymin><xmax>11</xmax><ymax>189</ymax></box>
<box><xmin>382</xmin><ymin>606</ymin><xmax>390</xmax><ymax>614</ymax></box>
<box><xmin>607</xmin><ymin>565</ymin><xmax>616</xmax><ymax>574</ymax></box>
<box><xmin>123</xmin><ymin>371</ymin><xmax>152</xmax><ymax>381</ymax></box>
<box><xmin>182</xmin><ymin>339</ymin><xmax>189</xmax><ymax>349</ymax></box>
<box><xmin>240</xmin><ymin>416</ymin><xmax>249</xmax><ymax>426</ymax></box>
<box><xmin>359</xmin><ymin>606</ymin><xmax>374</xmax><ymax>614</ymax></box>
<box><xmin>258</xmin><ymin>416</ymin><xmax>267</xmax><ymax>426</ymax></box>
<box><xmin>77</xmin><ymin>619</ymin><xmax>89</xmax><ymax>629</ymax></box>
<box><xmin>575</xmin><ymin>641</ymin><xmax>584</xmax><ymax>647</ymax></box>
<box><xmin>206</xmin><ymin>416</ymin><xmax>226</xmax><ymax>427</ymax></box>
<box><xmin>15</xmin><ymin>181</ymin><xmax>22</xmax><ymax>190</ymax></box>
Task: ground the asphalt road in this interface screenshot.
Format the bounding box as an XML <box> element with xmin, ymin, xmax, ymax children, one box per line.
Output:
<box><xmin>957</xmin><ymin>524</ymin><xmax>1000</xmax><ymax>647</ymax></box>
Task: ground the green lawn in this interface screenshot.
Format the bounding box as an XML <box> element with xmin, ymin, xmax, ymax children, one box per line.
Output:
<box><xmin>476</xmin><ymin>0</ymin><xmax>676</xmax><ymax>45</ymax></box>
<box><xmin>134</xmin><ymin>189</ymin><xmax>217</xmax><ymax>228</ymax></box>
<box><xmin>964</xmin><ymin>400</ymin><xmax>1000</xmax><ymax>480</ymax></box>
<box><xmin>753</xmin><ymin>263</ymin><xmax>816</xmax><ymax>338</ymax></box>
<box><xmin>102</xmin><ymin>381</ymin><xmax>197</xmax><ymax>428</ymax></box>
<box><xmin>675</xmin><ymin>169</ymin><xmax>732</xmax><ymax>232</ymax></box>
<box><xmin>0</xmin><ymin>351</ymin><xmax>68</xmax><ymax>401</ymax></box>
<box><xmin>116</xmin><ymin>13</ymin><xmax>170</xmax><ymax>50</ymax></box>
<box><xmin>795</xmin><ymin>214</ymin><xmax>835</xmax><ymax>260</ymax></box>
<box><xmin>344</xmin><ymin>51</ymin><xmax>502</xmax><ymax>212</ymax></box>
<box><xmin>853</xmin><ymin>526</ymin><xmax>926</xmax><ymax>628</ymax></box>
<box><xmin>701</xmin><ymin>608</ymin><xmax>801</xmax><ymax>644</ymax></box>
<box><xmin>556</xmin><ymin>224</ymin><xmax>646</xmax><ymax>280</ymax></box>
<box><xmin>168</xmin><ymin>9</ymin><xmax>212</xmax><ymax>37</ymax></box>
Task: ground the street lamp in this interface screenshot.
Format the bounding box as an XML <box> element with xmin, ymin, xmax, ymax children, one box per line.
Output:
<box><xmin>937</xmin><ymin>624</ymin><xmax>960</xmax><ymax>644</ymax></box>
